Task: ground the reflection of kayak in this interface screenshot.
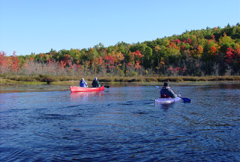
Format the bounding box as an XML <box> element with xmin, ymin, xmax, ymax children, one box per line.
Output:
<box><xmin>70</xmin><ymin>86</ymin><xmax>104</xmax><ymax>92</ymax></box>
<box><xmin>155</xmin><ymin>97</ymin><xmax>181</xmax><ymax>104</ymax></box>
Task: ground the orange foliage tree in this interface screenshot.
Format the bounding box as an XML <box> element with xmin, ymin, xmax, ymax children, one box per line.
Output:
<box><xmin>0</xmin><ymin>51</ymin><xmax>9</xmax><ymax>74</ymax></box>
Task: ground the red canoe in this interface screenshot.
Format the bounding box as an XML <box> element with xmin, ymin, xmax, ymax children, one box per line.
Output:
<box><xmin>70</xmin><ymin>86</ymin><xmax>104</xmax><ymax>92</ymax></box>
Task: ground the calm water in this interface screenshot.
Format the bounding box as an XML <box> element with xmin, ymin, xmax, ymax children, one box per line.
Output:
<box><xmin>0</xmin><ymin>83</ymin><xmax>240</xmax><ymax>161</ymax></box>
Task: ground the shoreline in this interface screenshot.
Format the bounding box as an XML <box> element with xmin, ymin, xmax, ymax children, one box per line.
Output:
<box><xmin>1</xmin><ymin>76</ymin><xmax>240</xmax><ymax>93</ymax></box>
<box><xmin>1</xmin><ymin>81</ymin><xmax>240</xmax><ymax>94</ymax></box>
<box><xmin>1</xmin><ymin>76</ymin><xmax>240</xmax><ymax>85</ymax></box>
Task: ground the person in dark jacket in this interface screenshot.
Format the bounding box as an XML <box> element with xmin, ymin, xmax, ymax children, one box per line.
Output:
<box><xmin>92</xmin><ymin>77</ymin><xmax>100</xmax><ymax>87</ymax></box>
<box><xmin>160</xmin><ymin>82</ymin><xmax>177</xmax><ymax>98</ymax></box>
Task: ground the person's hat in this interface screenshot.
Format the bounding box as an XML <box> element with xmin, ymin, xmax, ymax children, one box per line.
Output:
<box><xmin>164</xmin><ymin>82</ymin><xmax>168</xmax><ymax>87</ymax></box>
<box><xmin>95</xmin><ymin>77</ymin><xmax>97</xmax><ymax>80</ymax></box>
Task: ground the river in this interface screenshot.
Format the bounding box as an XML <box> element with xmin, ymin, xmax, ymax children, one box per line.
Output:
<box><xmin>0</xmin><ymin>82</ymin><xmax>240</xmax><ymax>161</ymax></box>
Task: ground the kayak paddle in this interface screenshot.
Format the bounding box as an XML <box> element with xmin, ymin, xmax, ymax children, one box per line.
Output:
<box><xmin>155</xmin><ymin>85</ymin><xmax>191</xmax><ymax>102</ymax></box>
<box><xmin>181</xmin><ymin>97</ymin><xmax>191</xmax><ymax>103</ymax></box>
<box><xmin>104</xmin><ymin>85</ymin><xmax>110</xmax><ymax>88</ymax></box>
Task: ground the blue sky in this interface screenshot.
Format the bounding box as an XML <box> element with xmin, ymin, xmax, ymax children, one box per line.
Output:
<box><xmin>0</xmin><ymin>0</ymin><xmax>239</xmax><ymax>56</ymax></box>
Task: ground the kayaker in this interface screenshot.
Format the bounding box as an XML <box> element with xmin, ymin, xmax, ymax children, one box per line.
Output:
<box><xmin>160</xmin><ymin>82</ymin><xmax>177</xmax><ymax>98</ymax></box>
<box><xmin>92</xmin><ymin>77</ymin><xmax>100</xmax><ymax>87</ymax></box>
<box><xmin>79</xmin><ymin>78</ymin><xmax>88</xmax><ymax>87</ymax></box>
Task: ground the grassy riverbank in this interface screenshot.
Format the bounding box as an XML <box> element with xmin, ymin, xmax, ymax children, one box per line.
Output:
<box><xmin>1</xmin><ymin>75</ymin><xmax>240</xmax><ymax>86</ymax></box>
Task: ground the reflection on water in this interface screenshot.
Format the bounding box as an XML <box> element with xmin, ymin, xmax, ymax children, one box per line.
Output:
<box><xmin>70</xmin><ymin>91</ymin><xmax>104</xmax><ymax>102</ymax></box>
<box><xmin>156</xmin><ymin>103</ymin><xmax>176</xmax><ymax>111</ymax></box>
<box><xmin>0</xmin><ymin>83</ymin><xmax>240</xmax><ymax>161</ymax></box>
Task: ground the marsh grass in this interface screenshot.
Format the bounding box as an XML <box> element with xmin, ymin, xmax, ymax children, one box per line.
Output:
<box><xmin>1</xmin><ymin>75</ymin><xmax>240</xmax><ymax>85</ymax></box>
<box><xmin>97</xmin><ymin>76</ymin><xmax>240</xmax><ymax>83</ymax></box>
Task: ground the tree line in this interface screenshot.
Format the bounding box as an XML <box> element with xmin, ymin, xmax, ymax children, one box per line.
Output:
<box><xmin>1</xmin><ymin>23</ymin><xmax>240</xmax><ymax>77</ymax></box>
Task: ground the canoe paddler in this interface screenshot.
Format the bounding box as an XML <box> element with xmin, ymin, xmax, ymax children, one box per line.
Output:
<box><xmin>79</xmin><ymin>78</ymin><xmax>88</xmax><ymax>87</ymax></box>
<box><xmin>92</xmin><ymin>77</ymin><xmax>100</xmax><ymax>87</ymax></box>
<box><xmin>160</xmin><ymin>82</ymin><xmax>177</xmax><ymax>98</ymax></box>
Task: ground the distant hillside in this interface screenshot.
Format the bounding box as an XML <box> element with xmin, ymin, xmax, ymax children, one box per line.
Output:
<box><xmin>1</xmin><ymin>23</ymin><xmax>240</xmax><ymax>76</ymax></box>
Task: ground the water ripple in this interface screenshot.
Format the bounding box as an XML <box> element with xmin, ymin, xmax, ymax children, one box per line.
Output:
<box><xmin>0</xmin><ymin>84</ymin><xmax>240</xmax><ymax>161</ymax></box>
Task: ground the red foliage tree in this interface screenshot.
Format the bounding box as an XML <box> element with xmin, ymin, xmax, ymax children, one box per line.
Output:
<box><xmin>167</xmin><ymin>66</ymin><xmax>181</xmax><ymax>76</ymax></box>
<box><xmin>104</xmin><ymin>55</ymin><xmax>115</xmax><ymax>70</ymax></box>
<box><xmin>176</xmin><ymin>39</ymin><xmax>181</xmax><ymax>44</ymax></box>
<box><xmin>10</xmin><ymin>52</ymin><xmax>20</xmax><ymax>72</ymax></box>
<box><xmin>187</xmin><ymin>38</ymin><xmax>193</xmax><ymax>44</ymax></box>
<box><xmin>134</xmin><ymin>60</ymin><xmax>142</xmax><ymax>69</ymax></box>
<box><xmin>225</xmin><ymin>47</ymin><xmax>235</xmax><ymax>64</ymax></box>
<box><xmin>59</xmin><ymin>60</ymin><xmax>66</xmax><ymax>69</ymax></box>
<box><xmin>63</xmin><ymin>54</ymin><xmax>71</xmax><ymax>66</ymax></box>
<box><xmin>0</xmin><ymin>51</ymin><xmax>9</xmax><ymax>74</ymax></box>
<box><xmin>209</xmin><ymin>46</ymin><xmax>217</xmax><ymax>55</ymax></box>
<box><xmin>131</xmin><ymin>50</ymin><xmax>144</xmax><ymax>61</ymax></box>
<box><xmin>235</xmin><ymin>44</ymin><xmax>240</xmax><ymax>63</ymax></box>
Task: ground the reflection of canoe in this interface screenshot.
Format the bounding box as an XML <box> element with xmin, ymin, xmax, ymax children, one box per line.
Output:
<box><xmin>155</xmin><ymin>97</ymin><xmax>181</xmax><ymax>104</ymax></box>
<box><xmin>70</xmin><ymin>91</ymin><xmax>104</xmax><ymax>98</ymax></box>
<box><xmin>70</xmin><ymin>86</ymin><xmax>104</xmax><ymax>92</ymax></box>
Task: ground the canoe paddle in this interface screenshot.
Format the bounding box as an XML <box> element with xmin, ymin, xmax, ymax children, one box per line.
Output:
<box><xmin>155</xmin><ymin>86</ymin><xmax>191</xmax><ymax>103</ymax></box>
<box><xmin>104</xmin><ymin>85</ymin><xmax>110</xmax><ymax>88</ymax></box>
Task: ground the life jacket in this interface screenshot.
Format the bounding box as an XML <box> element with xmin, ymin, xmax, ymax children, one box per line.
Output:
<box><xmin>161</xmin><ymin>94</ymin><xmax>171</xmax><ymax>98</ymax></box>
<box><xmin>160</xmin><ymin>87</ymin><xmax>171</xmax><ymax>98</ymax></box>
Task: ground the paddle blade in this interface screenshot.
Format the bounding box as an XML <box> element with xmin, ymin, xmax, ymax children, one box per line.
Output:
<box><xmin>104</xmin><ymin>85</ymin><xmax>110</xmax><ymax>88</ymax></box>
<box><xmin>182</xmin><ymin>98</ymin><xmax>191</xmax><ymax>103</ymax></box>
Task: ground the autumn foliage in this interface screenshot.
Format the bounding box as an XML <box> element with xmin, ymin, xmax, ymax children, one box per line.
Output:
<box><xmin>1</xmin><ymin>23</ymin><xmax>240</xmax><ymax>77</ymax></box>
<box><xmin>0</xmin><ymin>51</ymin><xmax>20</xmax><ymax>74</ymax></box>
